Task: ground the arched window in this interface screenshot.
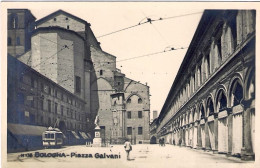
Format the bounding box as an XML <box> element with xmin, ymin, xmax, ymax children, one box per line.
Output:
<box><xmin>207</xmin><ymin>98</ymin><xmax>214</xmax><ymax>116</ymax></box>
<box><xmin>231</xmin><ymin>80</ymin><xmax>243</xmax><ymax>106</ymax></box>
<box><xmin>200</xmin><ymin>104</ymin><xmax>205</xmax><ymax>119</ymax></box>
<box><xmin>138</xmin><ymin>98</ymin><xmax>142</xmax><ymax>104</ymax></box>
<box><xmin>126</xmin><ymin>98</ymin><xmax>131</xmax><ymax>104</ymax></box>
<box><xmin>246</xmin><ymin>70</ymin><xmax>255</xmax><ymax>100</ymax></box>
<box><xmin>11</xmin><ymin>14</ymin><xmax>18</xmax><ymax>29</ymax></box>
<box><xmin>192</xmin><ymin>108</ymin><xmax>195</xmax><ymax>122</ymax></box>
<box><xmin>206</xmin><ymin>54</ymin><xmax>210</xmax><ymax>78</ymax></box>
<box><xmin>217</xmin><ymin>90</ymin><xmax>227</xmax><ymax>112</ymax></box>
<box><xmin>100</xmin><ymin>70</ymin><xmax>103</xmax><ymax>76</ymax></box>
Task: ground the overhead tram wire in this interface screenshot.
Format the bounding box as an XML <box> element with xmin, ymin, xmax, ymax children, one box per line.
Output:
<box><xmin>96</xmin><ymin>11</ymin><xmax>203</xmax><ymax>38</ymax></box>
<box><xmin>117</xmin><ymin>47</ymin><xmax>188</xmax><ymax>62</ymax></box>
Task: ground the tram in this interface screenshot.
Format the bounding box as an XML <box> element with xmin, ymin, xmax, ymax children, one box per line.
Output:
<box><xmin>42</xmin><ymin>127</ymin><xmax>64</xmax><ymax>148</ymax></box>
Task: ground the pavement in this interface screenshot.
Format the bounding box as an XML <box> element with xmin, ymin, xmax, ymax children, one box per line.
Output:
<box><xmin>6</xmin><ymin>144</ymin><xmax>255</xmax><ymax>168</ymax></box>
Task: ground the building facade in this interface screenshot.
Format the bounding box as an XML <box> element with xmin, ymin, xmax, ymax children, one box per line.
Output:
<box><xmin>156</xmin><ymin>10</ymin><xmax>255</xmax><ymax>160</ymax></box>
<box><xmin>150</xmin><ymin>118</ymin><xmax>158</xmax><ymax>144</ymax></box>
<box><xmin>8</xmin><ymin>9</ymin><xmax>36</xmax><ymax>57</ymax></box>
<box><xmin>7</xmin><ymin>55</ymin><xmax>88</xmax><ymax>151</ymax></box>
<box><xmin>7</xmin><ymin>9</ymin><xmax>150</xmax><ymax>148</ymax></box>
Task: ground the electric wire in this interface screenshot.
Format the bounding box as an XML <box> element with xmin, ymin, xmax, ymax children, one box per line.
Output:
<box><xmin>97</xmin><ymin>11</ymin><xmax>203</xmax><ymax>38</ymax></box>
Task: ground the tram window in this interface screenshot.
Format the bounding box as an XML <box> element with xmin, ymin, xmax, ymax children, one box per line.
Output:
<box><xmin>57</xmin><ymin>133</ymin><xmax>62</xmax><ymax>138</ymax></box>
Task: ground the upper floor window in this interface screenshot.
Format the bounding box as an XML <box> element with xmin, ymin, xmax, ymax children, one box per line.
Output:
<box><xmin>138</xmin><ymin>127</ymin><xmax>143</xmax><ymax>135</ymax></box>
<box><xmin>48</xmin><ymin>100</ymin><xmax>51</xmax><ymax>112</ymax></box>
<box><xmin>61</xmin><ymin>105</ymin><xmax>64</xmax><ymax>116</ymax></box>
<box><xmin>40</xmin><ymin>99</ymin><xmax>44</xmax><ymax>110</ymax></box>
<box><xmin>53</xmin><ymin>18</ymin><xmax>57</xmax><ymax>21</ymax></box>
<box><xmin>55</xmin><ymin>103</ymin><xmax>58</xmax><ymax>114</ymax></box>
<box><xmin>41</xmin><ymin>83</ymin><xmax>44</xmax><ymax>92</ymax></box>
<box><xmin>198</xmin><ymin>65</ymin><xmax>202</xmax><ymax>86</ymax></box>
<box><xmin>206</xmin><ymin>54</ymin><xmax>210</xmax><ymax>77</ymax></box>
<box><xmin>17</xmin><ymin>93</ymin><xmax>24</xmax><ymax>105</ymax></box>
<box><xmin>8</xmin><ymin>37</ymin><xmax>12</xmax><ymax>46</ymax></box>
<box><xmin>127</xmin><ymin>111</ymin><xmax>131</xmax><ymax>119</ymax></box>
<box><xmin>67</xmin><ymin>25</ymin><xmax>70</xmax><ymax>29</ymax></box>
<box><xmin>16</xmin><ymin>37</ymin><xmax>21</xmax><ymax>45</ymax></box>
<box><xmin>54</xmin><ymin>90</ymin><xmax>58</xmax><ymax>97</ymax></box>
<box><xmin>48</xmin><ymin>86</ymin><xmax>52</xmax><ymax>95</ymax></box>
<box><xmin>31</xmin><ymin>77</ymin><xmax>35</xmax><ymax>88</ymax></box>
<box><xmin>138</xmin><ymin>111</ymin><xmax>142</xmax><ymax>118</ymax></box>
<box><xmin>216</xmin><ymin>37</ymin><xmax>222</xmax><ymax>63</ymax></box>
<box><xmin>12</xmin><ymin>15</ymin><xmax>18</xmax><ymax>28</ymax></box>
<box><xmin>100</xmin><ymin>70</ymin><xmax>103</xmax><ymax>76</ymax></box>
<box><xmin>127</xmin><ymin>127</ymin><xmax>132</xmax><ymax>135</ymax></box>
<box><xmin>75</xmin><ymin>76</ymin><xmax>81</xmax><ymax>93</ymax></box>
<box><xmin>138</xmin><ymin>98</ymin><xmax>143</xmax><ymax>104</ymax></box>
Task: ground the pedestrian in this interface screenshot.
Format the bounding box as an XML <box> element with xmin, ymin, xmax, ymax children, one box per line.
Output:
<box><xmin>124</xmin><ymin>138</ymin><xmax>132</xmax><ymax>160</ymax></box>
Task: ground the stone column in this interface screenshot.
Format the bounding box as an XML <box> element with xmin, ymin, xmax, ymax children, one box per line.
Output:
<box><xmin>213</xmin><ymin>113</ymin><xmax>218</xmax><ymax>154</ymax></box>
<box><xmin>197</xmin><ymin>121</ymin><xmax>202</xmax><ymax>149</ymax></box>
<box><xmin>227</xmin><ymin>108</ymin><xmax>233</xmax><ymax>156</ymax></box>
<box><xmin>205</xmin><ymin>118</ymin><xmax>211</xmax><ymax>151</ymax></box>
<box><xmin>181</xmin><ymin>127</ymin><xmax>186</xmax><ymax>146</ymax></box>
<box><xmin>241</xmin><ymin>98</ymin><xmax>255</xmax><ymax>160</ymax></box>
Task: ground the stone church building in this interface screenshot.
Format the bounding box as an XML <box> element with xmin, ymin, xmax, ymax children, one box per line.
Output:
<box><xmin>7</xmin><ymin>9</ymin><xmax>150</xmax><ymax>150</ymax></box>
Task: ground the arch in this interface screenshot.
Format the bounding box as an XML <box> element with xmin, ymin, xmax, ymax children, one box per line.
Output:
<box><xmin>126</xmin><ymin>98</ymin><xmax>131</xmax><ymax>104</ymax></box>
<box><xmin>138</xmin><ymin>98</ymin><xmax>143</xmax><ymax>104</ymax></box>
<box><xmin>192</xmin><ymin>107</ymin><xmax>197</xmax><ymax>122</ymax></box>
<box><xmin>229</xmin><ymin>78</ymin><xmax>244</xmax><ymax>107</ymax></box>
<box><xmin>206</xmin><ymin>97</ymin><xmax>214</xmax><ymax>117</ymax></box>
<box><xmin>199</xmin><ymin>103</ymin><xmax>205</xmax><ymax>119</ymax></box>
<box><xmin>91</xmin><ymin>77</ymin><xmax>113</xmax><ymax>90</ymax></box>
<box><xmin>216</xmin><ymin>88</ymin><xmax>228</xmax><ymax>112</ymax></box>
<box><xmin>125</xmin><ymin>92</ymin><xmax>143</xmax><ymax>101</ymax></box>
<box><xmin>10</xmin><ymin>13</ymin><xmax>18</xmax><ymax>29</ymax></box>
<box><xmin>245</xmin><ymin>68</ymin><xmax>255</xmax><ymax>100</ymax></box>
<box><xmin>150</xmin><ymin>136</ymin><xmax>157</xmax><ymax>144</ymax></box>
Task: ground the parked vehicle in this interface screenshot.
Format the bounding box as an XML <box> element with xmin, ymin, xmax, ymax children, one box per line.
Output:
<box><xmin>42</xmin><ymin>127</ymin><xmax>64</xmax><ymax>148</ymax></box>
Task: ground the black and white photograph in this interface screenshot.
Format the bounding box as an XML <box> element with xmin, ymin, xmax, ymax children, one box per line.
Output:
<box><xmin>0</xmin><ymin>1</ymin><xmax>258</xmax><ymax>168</ymax></box>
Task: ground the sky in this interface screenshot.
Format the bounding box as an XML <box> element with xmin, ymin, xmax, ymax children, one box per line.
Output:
<box><xmin>3</xmin><ymin>2</ymin><xmax>206</xmax><ymax>118</ymax></box>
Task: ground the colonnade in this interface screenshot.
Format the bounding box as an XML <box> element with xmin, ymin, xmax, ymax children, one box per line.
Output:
<box><xmin>160</xmin><ymin>69</ymin><xmax>255</xmax><ymax>160</ymax></box>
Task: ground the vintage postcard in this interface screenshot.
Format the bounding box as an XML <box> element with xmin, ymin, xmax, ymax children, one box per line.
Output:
<box><xmin>1</xmin><ymin>1</ymin><xmax>259</xmax><ymax>168</ymax></box>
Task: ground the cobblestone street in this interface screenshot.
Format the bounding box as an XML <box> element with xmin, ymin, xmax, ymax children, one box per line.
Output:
<box><xmin>7</xmin><ymin>144</ymin><xmax>254</xmax><ymax>168</ymax></box>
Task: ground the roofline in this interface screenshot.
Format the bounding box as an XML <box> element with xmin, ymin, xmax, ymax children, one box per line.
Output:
<box><xmin>158</xmin><ymin>10</ymin><xmax>223</xmax><ymax>120</ymax></box>
<box><xmin>124</xmin><ymin>76</ymin><xmax>149</xmax><ymax>88</ymax></box>
<box><xmin>8</xmin><ymin>9</ymin><xmax>36</xmax><ymax>20</ymax></box>
<box><xmin>32</xmin><ymin>26</ymin><xmax>86</xmax><ymax>41</ymax></box>
<box><xmin>35</xmin><ymin>9</ymin><xmax>90</xmax><ymax>26</ymax></box>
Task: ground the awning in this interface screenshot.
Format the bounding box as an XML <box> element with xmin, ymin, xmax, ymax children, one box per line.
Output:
<box><xmin>8</xmin><ymin>123</ymin><xmax>47</xmax><ymax>136</ymax></box>
<box><xmin>71</xmin><ymin>131</ymin><xmax>80</xmax><ymax>139</ymax></box>
<box><xmin>79</xmin><ymin>132</ymin><xmax>88</xmax><ymax>139</ymax></box>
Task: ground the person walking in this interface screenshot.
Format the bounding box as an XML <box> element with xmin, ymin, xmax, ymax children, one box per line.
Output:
<box><xmin>124</xmin><ymin>139</ymin><xmax>132</xmax><ymax>160</ymax></box>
